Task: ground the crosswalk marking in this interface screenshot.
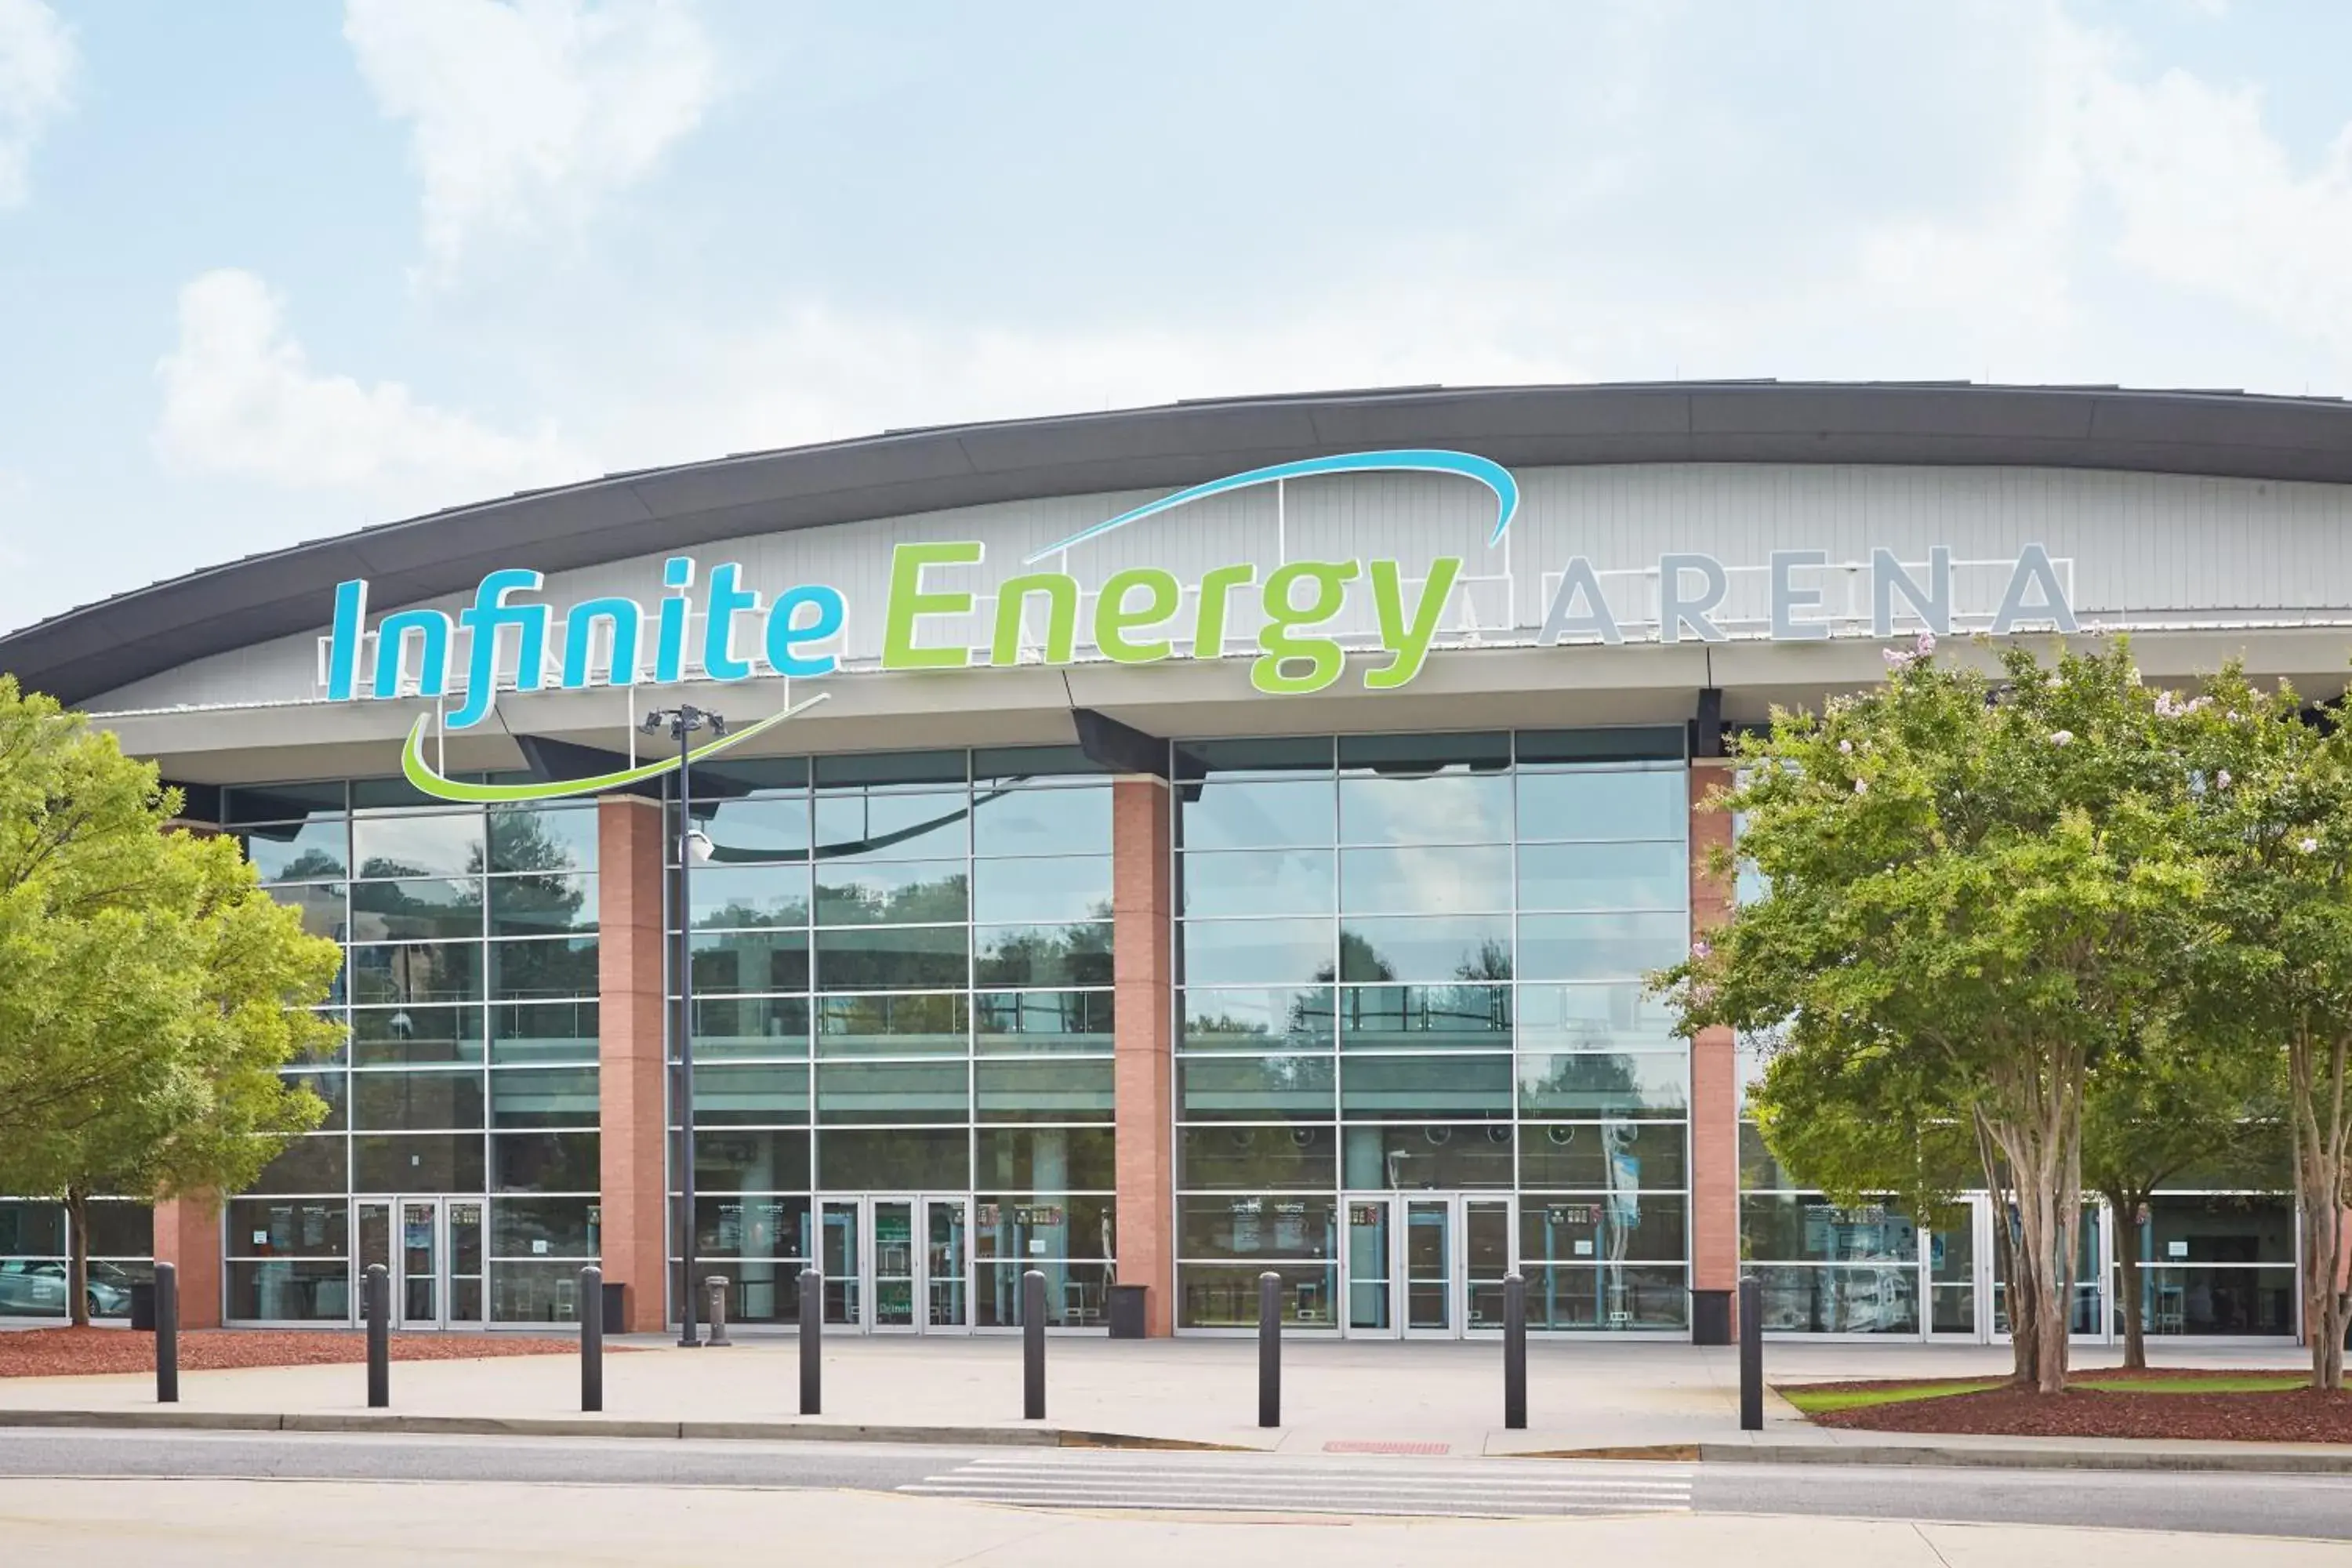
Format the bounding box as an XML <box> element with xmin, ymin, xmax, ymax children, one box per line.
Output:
<box><xmin>898</xmin><ymin>1453</ymin><xmax>1695</xmax><ymax>1518</ymax></box>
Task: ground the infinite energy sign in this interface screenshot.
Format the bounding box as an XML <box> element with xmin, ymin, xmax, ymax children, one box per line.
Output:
<box><xmin>323</xmin><ymin>448</ymin><xmax>2081</xmax><ymax>800</ymax></box>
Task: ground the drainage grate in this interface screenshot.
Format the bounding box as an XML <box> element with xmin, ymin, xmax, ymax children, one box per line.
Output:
<box><xmin>1322</xmin><ymin>1440</ymin><xmax>1451</xmax><ymax>1456</ymax></box>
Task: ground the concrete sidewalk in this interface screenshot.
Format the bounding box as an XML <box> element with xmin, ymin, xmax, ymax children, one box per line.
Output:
<box><xmin>0</xmin><ymin>1334</ymin><xmax>2333</xmax><ymax>1466</ymax></box>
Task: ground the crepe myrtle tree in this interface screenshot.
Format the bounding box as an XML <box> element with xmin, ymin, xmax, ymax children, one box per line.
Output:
<box><xmin>0</xmin><ymin>678</ymin><xmax>343</xmax><ymax>1323</ymax></box>
<box><xmin>2172</xmin><ymin>666</ymin><xmax>2352</xmax><ymax>1391</ymax></box>
<box><xmin>1656</xmin><ymin>638</ymin><xmax>2209</xmax><ymax>1393</ymax></box>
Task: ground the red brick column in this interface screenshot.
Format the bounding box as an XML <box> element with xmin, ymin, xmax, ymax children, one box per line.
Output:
<box><xmin>598</xmin><ymin>794</ymin><xmax>671</xmax><ymax>1333</ymax></box>
<box><xmin>1112</xmin><ymin>776</ymin><xmax>1175</xmax><ymax>1335</ymax></box>
<box><xmin>152</xmin><ymin>1195</ymin><xmax>223</xmax><ymax>1328</ymax></box>
<box><xmin>1688</xmin><ymin>763</ymin><xmax>1741</xmax><ymax>1334</ymax></box>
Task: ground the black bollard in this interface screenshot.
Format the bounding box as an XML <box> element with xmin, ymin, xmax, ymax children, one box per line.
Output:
<box><xmin>1258</xmin><ymin>1270</ymin><xmax>1281</xmax><ymax>1428</ymax></box>
<box><xmin>799</xmin><ymin>1268</ymin><xmax>822</xmax><ymax>1416</ymax></box>
<box><xmin>1022</xmin><ymin>1269</ymin><xmax>1047</xmax><ymax>1421</ymax></box>
<box><xmin>154</xmin><ymin>1261</ymin><xmax>180</xmax><ymax>1405</ymax></box>
<box><xmin>580</xmin><ymin>1265</ymin><xmax>604</xmax><ymax>1414</ymax></box>
<box><xmin>1738</xmin><ymin>1274</ymin><xmax>1763</xmax><ymax>1432</ymax></box>
<box><xmin>365</xmin><ymin>1263</ymin><xmax>390</xmax><ymax>1410</ymax></box>
<box><xmin>1503</xmin><ymin>1271</ymin><xmax>1526</xmax><ymax>1430</ymax></box>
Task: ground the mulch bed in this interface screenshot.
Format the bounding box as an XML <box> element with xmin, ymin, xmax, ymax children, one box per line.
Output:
<box><xmin>1792</xmin><ymin>1368</ymin><xmax>2352</xmax><ymax>1444</ymax></box>
<box><xmin>0</xmin><ymin>1327</ymin><xmax>590</xmax><ymax>1378</ymax></box>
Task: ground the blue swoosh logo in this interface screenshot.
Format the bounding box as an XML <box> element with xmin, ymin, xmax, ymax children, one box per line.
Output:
<box><xmin>1022</xmin><ymin>448</ymin><xmax>1519</xmax><ymax>564</ymax></box>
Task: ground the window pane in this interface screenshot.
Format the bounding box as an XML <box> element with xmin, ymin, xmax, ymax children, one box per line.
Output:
<box><xmin>1338</xmin><ymin>844</ymin><xmax>1511</xmax><ymax>916</ymax></box>
<box><xmin>690</xmin><ymin>930</ymin><xmax>811</xmax><ymax>995</ymax></box>
<box><xmin>691</xmin><ymin>1130</ymin><xmax>811</xmax><ymax>1192</ymax></box>
<box><xmin>487</xmin><ymin>805</ymin><xmax>599</xmax><ymax>875</ymax></box>
<box><xmin>1179</xmin><ymin>848</ymin><xmax>1334</xmax><ymax>917</ymax></box>
<box><xmin>975</xmin><ymin>923</ymin><xmax>1113</xmax><ymax>987</ymax></box>
<box><xmin>244</xmin><ymin>818</ymin><xmax>348</xmax><ymax>882</ymax></box>
<box><xmin>348</xmin><ymin>878</ymin><xmax>481</xmax><ymax>942</ymax></box>
<box><xmin>1178</xmin><ymin>1055</ymin><xmax>1335</xmax><ymax>1121</ymax></box>
<box><xmin>285</xmin><ymin>1069</ymin><xmax>348</xmax><ymax>1130</ymax></box>
<box><xmin>489</xmin><ymin>1067</ymin><xmax>598</xmax><ymax>1128</ymax></box>
<box><xmin>1342</xmin><ymin>1124</ymin><xmax>1516</xmax><ymax>1188</ymax></box>
<box><xmin>975</xmin><ymin>1059</ymin><xmax>1114</xmax><ymax>1123</ymax></box>
<box><xmin>227</xmin><ymin>1199</ymin><xmax>347</xmax><ymax>1258</ymax></box>
<box><xmin>815</xmin><ymin>1061</ymin><xmax>968</xmax><ymax>1123</ymax></box>
<box><xmin>1178</xmin><ymin>779</ymin><xmax>1334</xmax><ymax>851</ymax></box>
<box><xmin>971</xmin><ymin>856</ymin><xmax>1110</xmax><ymax>924</ymax></box>
<box><xmin>972</xmin><ymin>785</ymin><xmax>1112</xmax><ymax>856</ymax></box>
<box><xmin>491</xmin><ymin>1131</ymin><xmax>599</xmax><ymax>1192</ymax></box>
<box><xmin>2131</xmin><ymin>1195</ymin><xmax>2296</xmax><ymax>1265</ymax></box>
<box><xmin>1741</xmin><ymin>1194</ymin><xmax>1917</xmax><ymax>1262</ymax></box>
<box><xmin>689</xmin><ymin>1195</ymin><xmax>809</xmax><ymax>1260</ymax></box>
<box><xmin>818</xmin><ymin>1128</ymin><xmax>967</xmax><ymax>1188</ymax></box>
<box><xmin>492</xmin><ymin>1196</ymin><xmax>600</xmax><ymax>1257</ymax></box>
<box><xmin>1745</xmin><ymin>1265</ymin><xmax>1918</xmax><ymax>1334</ymax></box>
<box><xmin>815</xmin><ymin>993</ymin><xmax>967</xmax><ymax>1056</ymax></box>
<box><xmin>973</xmin><ymin>1196</ymin><xmax>1115</xmax><ymax>1260</ymax></box>
<box><xmin>246</xmin><ymin>1134</ymin><xmax>349</xmax><ymax>1194</ymax></box>
<box><xmin>1518</xmin><ymin>1052</ymin><xmax>1688</xmax><ymax>1117</ymax></box>
<box><xmin>692</xmin><ymin>797</ymin><xmax>812</xmax><ymax>862</ymax></box>
<box><xmin>977</xmin><ymin>1128</ymin><xmax>1116</xmax><ymax>1190</ymax></box>
<box><xmin>1340</xmin><ymin>1054</ymin><xmax>1512</xmax><ymax>1120</ymax></box>
<box><xmin>973</xmin><ymin>746</ymin><xmax>1113</xmax><ymax>782</ymax></box>
<box><xmin>1516</xmin><ymin>768</ymin><xmax>1687</xmax><ymax>843</ymax></box>
<box><xmin>1339</xmin><ymin>772</ymin><xmax>1512</xmax><ymax>846</ymax></box>
<box><xmin>1518</xmin><ymin>841</ymin><xmax>1687</xmax><ymax>912</ymax></box>
<box><xmin>1179</xmin><ymin>987</ymin><xmax>1334</xmax><ymax>1051</ymax></box>
<box><xmin>814</xmin><ymin>926</ymin><xmax>966</xmax><ymax>991</ymax></box>
<box><xmin>348</xmin><ymin>942</ymin><xmax>482</xmax><ymax>1004</ymax></box>
<box><xmin>1181</xmin><ymin>918</ymin><xmax>1331</xmax><ymax>986</ymax></box>
<box><xmin>1339</xmin><ymin>985</ymin><xmax>1512</xmax><ymax>1050</ymax></box>
<box><xmin>1178</xmin><ymin>1196</ymin><xmax>1338</xmax><ymax>1260</ymax></box>
<box><xmin>815</xmin><ymin>860</ymin><xmax>968</xmax><ymax>925</ymax></box>
<box><xmin>691</xmin><ymin>863</ymin><xmax>811</xmax><ymax>929</ymax></box>
<box><xmin>1517</xmin><ymin>913</ymin><xmax>1689</xmax><ymax>980</ymax></box>
<box><xmin>354</xmin><ymin>1132</ymin><xmax>485</xmax><ymax>1192</ymax></box>
<box><xmin>0</xmin><ymin>1200</ymin><xmax>64</xmax><ymax>1254</ymax></box>
<box><xmin>352</xmin><ymin>1004</ymin><xmax>485</xmax><ymax>1066</ymax></box>
<box><xmin>690</xmin><ymin>996</ymin><xmax>809</xmax><ymax>1059</ymax></box>
<box><xmin>1521</xmin><ymin>1123</ymin><xmax>1686</xmax><ymax>1189</ymax></box>
<box><xmin>813</xmin><ymin>789</ymin><xmax>970</xmax><ymax>860</ymax></box>
<box><xmin>1178</xmin><ymin>1124</ymin><xmax>1337</xmax><ymax>1191</ymax></box>
<box><xmin>353</xmin><ymin>1070</ymin><xmax>485</xmax><ymax>1131</ymax></box>
<box><xmin>1516</xmin><ymin>983</ymin><xmax>1681</xmax><ymax>1051</ymax></box>
<box><xmin>1339</xmin><ymin>916</ymin><xmax>1512</xmax><ymax>982</ymax></box>
<box><xmin>352</xmin><ymin>812</ymin><xmax>485</xmax><ymax>880</ymax></box>
<box><xmin>491</xmin><ymin>937</ymin><xmax>600</xmax><ymax>1000</ymax></box>
<box><xmin>264</xmin><ymin>883</ymin><xmax>348</xmax><ymax>942</ymax></box>
<box><xmin>1178</xmin><ymin>1264</ymin><xmax>1337</xmax><ymax>1328</ymax></box>
<box><xmin>692</xmin><ymin>1064</ymin><xmax>811</xmax><ymax>1126</ymax></box>
<box><xmin>490</xmin><ymin>1002</ymin><xmax>598</xmax><ymax>1065</ymax></box>
<box><xmin>488</xmin><ymin>873</ymin><xmax>595</xmax><ymax>937</ymax></box>
<box><xmin>229</xmin><ymin>1261</ymin><xmax>350</xmax><ymax>1322</ymax></box>
<box><xmin>976</xmin><ymin>991</ymin><xmax>1114</xmax><ymax>1054</ymax></box>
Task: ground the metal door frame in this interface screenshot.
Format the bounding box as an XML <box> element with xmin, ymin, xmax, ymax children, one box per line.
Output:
<box><xmin>354</xmin><ymin>1196</ymin><xmax>458</xmax><ymax>1331</ymax></box>
<box><xmin>1339</xmin><ymin>1195</ymin><xmax>1402</xmax><ymax>1339</ymax></box>
<box><xmin>816</xmin><ymin>1193</ymin><xmax>973</xmax><ymax>1334</ymax></box>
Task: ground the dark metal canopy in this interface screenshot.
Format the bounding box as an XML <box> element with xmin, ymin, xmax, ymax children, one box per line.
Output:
<box><xmin>11</xmin><ymin>379</ymin><xmax>2352</xmax><ymax>705</ymax></box>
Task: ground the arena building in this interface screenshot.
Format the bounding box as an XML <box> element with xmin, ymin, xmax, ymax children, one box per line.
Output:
<box><xmin>2</xmin><ymin>380</ymin><xmax>2346</xmax><ymax>1344</ymax></box>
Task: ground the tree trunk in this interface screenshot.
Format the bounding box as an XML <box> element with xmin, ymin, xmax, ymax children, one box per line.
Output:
<box><xmin>66</xmin><ymin>1188</ymin><xmax>90</xmax><ymax>1330</ymax></box>
<box><xmin>2110</xmin><ymin>1190</ymin><xmax>2147</xmax><ymax>1371</ymax></box>
<box><xmin>2291</xmin><ymin>1026</ymin><xmax>2351</xmax><ymax>1392</ymax></box>
<box><xmin>1976</xmin><ymin>1113</ymin><xmax>2037</xmax><ymax>1388</ymax></box>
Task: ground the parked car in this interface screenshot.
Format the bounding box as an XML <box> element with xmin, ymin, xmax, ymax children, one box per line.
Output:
<box><xmin>0</xmin><ymin>1259</ymin><xmax>134</xmax><ymax>1319</ymax></box>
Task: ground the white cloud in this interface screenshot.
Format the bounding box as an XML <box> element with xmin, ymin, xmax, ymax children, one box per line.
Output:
<box><xmin>344</xmin><ymin>0</ymin><xmax>718</xmax><ymax>275</ymax></box>
<box><xmin>154</xmin><ymin>269</ymin><xmax>586</xmax><ymax>508</ymax></box>
<box><xmin>0</xmin><ymin>0</ymin><xmax>74</xmax><ymax>209</ymax></box>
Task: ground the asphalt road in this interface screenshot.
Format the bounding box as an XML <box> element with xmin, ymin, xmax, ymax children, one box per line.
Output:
<box><xmin>0</xmin><ymin>1428</ymin><xmax>2347</xmax><ymax>1541</ymax></box>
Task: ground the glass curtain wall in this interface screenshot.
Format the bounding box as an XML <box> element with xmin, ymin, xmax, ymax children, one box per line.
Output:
<box><xmin>234</xmin><ymin>779</ymin><xmax>602</xmax><ymax>1323</ymax></box>
<box><xmin>669</xmin><ymin>746</ymin><xmax>1117</xmax><ymax>1328</ymax></box>
<box><xmin>1172</xmin><ymin>730</ymin><xmax>1692</xmax><ymax>1332</ymax></box>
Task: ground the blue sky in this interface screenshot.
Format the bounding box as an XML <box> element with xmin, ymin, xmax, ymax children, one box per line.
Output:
<box><xmin>3</xmin><ymin>0</ymin><xmax>2351</xmax><ymax>635</ymax></box>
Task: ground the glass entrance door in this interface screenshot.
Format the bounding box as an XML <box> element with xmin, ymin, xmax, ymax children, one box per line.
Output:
<box><xmin>1344</xmin><ymin>1199</ymin><xmax>1398</xmax><ymax>1335</ymax></box>
<box><xmin>1403</xmin><ymin>1198</ymin><xmax>1454</xmax><ymax>1335</ymax></box>
<box><xmin>1926</xmin><ymin>1198</ymin><xmax>1987</xmax><ymax>1341</ymax></box>
<box><xmin>1463</xmin><ymin>1198</ymin><xmax>1512</xmax><ymax>1333</ymax></box>
<box><xmin>817</xmin><ymin>1196</ymin><xmax>972</xmax><ymax>1333</ymax></box>
<box><xmin>353</xmin><ymin>1197</ymin><xmax>481</xmax><ymax>1330</ymax></box>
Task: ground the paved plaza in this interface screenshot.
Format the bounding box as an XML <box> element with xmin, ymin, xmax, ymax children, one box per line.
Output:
<box><xmin>0</xmin><ymin>1334</ymin><xmax>2319</xmax><ymax>1457</ymax></box>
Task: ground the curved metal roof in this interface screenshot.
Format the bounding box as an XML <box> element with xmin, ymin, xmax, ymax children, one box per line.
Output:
<box><xmin>11</xmin><ymin>379</ymin><xmax>2352</xmax><ymax>705</ymax></box>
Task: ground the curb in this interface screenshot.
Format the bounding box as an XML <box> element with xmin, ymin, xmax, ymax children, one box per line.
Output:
<box><xmin>1692</xmin><ymin>1441</ymin><xmax>2352</xmax><ymax>1475</ymax></box>
<box><xmin>0</xmin><ymin>1408</ymin><xmax>1244</xmax><ymax>1451</ymax></box>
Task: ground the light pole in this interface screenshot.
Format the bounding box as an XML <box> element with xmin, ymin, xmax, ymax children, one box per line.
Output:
<box><xmin>645</xmin><ymin>704</ymin><xmax>724</xmax><ymax>1348</ymax></box>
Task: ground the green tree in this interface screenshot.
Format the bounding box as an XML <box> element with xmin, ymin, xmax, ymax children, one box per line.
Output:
<box><xmin>2176</xmin><ymin>667</ymin><xmax>2352</xmax><ymax>1389</ymax></box>
<box><xmin>2082</xmin><ymin>1021</ymin><xmax>2283</xmax><ymax>1370</ymax></box>
<box><xmin>0</xmin><ymin>679</ymin><xmax>343</xmax><ymax>1323</ymax></box>
<box><xmin>1658</xmin><ymin>640</ymin><xmax>2208</xmax><ymax>1392</ymax></box>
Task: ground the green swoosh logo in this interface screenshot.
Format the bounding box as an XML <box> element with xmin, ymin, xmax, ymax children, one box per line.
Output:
<box><xmin>401</xmin><ymin>694</ymin><xmax>833</xmax><ymax>802</ymax></box>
